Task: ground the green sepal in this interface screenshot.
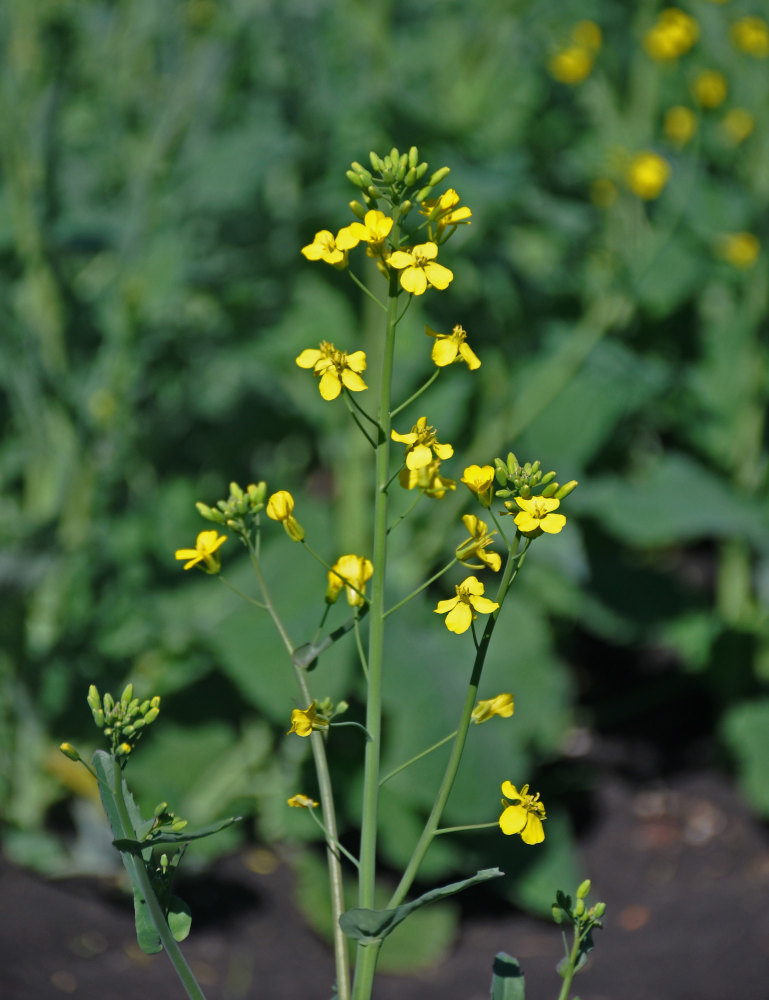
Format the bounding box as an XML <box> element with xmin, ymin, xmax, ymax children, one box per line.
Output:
<box><xmin>112</xmin><ymin>815</ymin><xmax>242</xmax><ymax>852</ymax></box>
<box><xmin>339</xmin><ymin>868</ymin><xmax>503</xmax><ymax>943</ymax></box>
<box><xmin>490</xmin><ymin>952</ymin><xmax>525</xmax><ymax>1000</ymax></box>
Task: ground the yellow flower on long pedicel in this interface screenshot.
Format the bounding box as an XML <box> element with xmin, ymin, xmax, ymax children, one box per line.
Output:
<box><xmin>391</xmin><ymin>416</ymin><xmax>453</xmax><ymax>471</ymax></box>
<box><xmin>472</xmin><ymin>693</ymin><xmax>514</xmax><ymax>724</ymax></box>
<box><xmin>513</xmin><ymin>496</ymin><xmax>566</xmax><ymax>535</ymax></box>
<box><xmin>498</xmin><ymin>782</ymin><xmax>546</xmax><ymax>844</ymax></box>
<box><xmin>295</xmin><ymin>341</ymin><xmax>367</xmax><ymax>401</ymax></box>
<box><xmin>434</xmin><ymin>575</ymin><xmax>499</xmax><ymax>635</ymax></box>
<box><xmin>336</xmin><ymin>210</ymin><xmax>394</xmax><ymax>254</ymax></box>
<box><xmin>425</xmin><ymin>324</ymin><xmax>481</xmax><ymax>370</ymax></box>
<box><xmin>287</xmin><ymin>702</ymin><xmax>329</xmax><ymax>737</ymax></box>
<box><xmin>643</xmin><ymin>9</ymin><xmax>699</xmax><ymax>61</ymax></box>
<box><xmin>287</xmin><ymin>793</ymin><xmax>319</xmax><ymax>809</ymax></box>
<box><xmin>720</xmin><ymin>108</ymin><xmax>754</xmax><ymax>144</ymax></box>
<box><xmin>718</xmin><ymin>233</ymin><xmax>760</xmax><ymax>269</ymax></box>
<box><xmin>731</xmin><ymin>16</ymin><xmax>769</xmax><ymax>57</ymax></box>
<box><xmin>626</xmin><ymin>152</ymin><xmax>671</xmax><ymax>200</ymax></box>
<box><xmin>692</xmin><ymin>70</ymin><xmax>727</xmax><ymax>109</ymax></box>
<box><xmin>175</xmin><ymin>530</ymin><xmax>227</xmax><ymax>573</ymax></box>
<box><xmin>456</xmin><ymin>514</ymin><xmax>501</xmax><ymax>572</ymax></box>
<box><xmin>326</xmin><ymin>554</ymin><xmax>374</xmax><ymax>607</ymax></box>
<box><xmin>419</xmin><ymin>189</ymin><xmax>472</xmax><ymax>236</ymax></box>
<box><xmin>664</xmin><ymin>106</ymin><xmax>697</xmax><ymax>146</ymax></box>
<box><xmin>301</xmin><ymin>230</ymin><xmax>347</xmax><ymax>266</ymax></box>
<box><xmin>461</xmin><ymin>464</ymin><xmax>496</xmax><ymax>507</ymax></box>
<box><xmin>388</xmin><ymin>243</ymin><xmax>453</xmax><ymax>295</ymax></box>
<box><xmin>399</xmin><ymin>459</ymin><xmax>456</xmax><ymax>499</ymax></box>
<box><xmin>547</xmin><ymin>45</ymin><xmax>594</xmax><ymax>84</ymax></box>
<box><xmin>266</xmin><ymin>490</ymin><xmax>305</xmax><ymax>541</ymax></box>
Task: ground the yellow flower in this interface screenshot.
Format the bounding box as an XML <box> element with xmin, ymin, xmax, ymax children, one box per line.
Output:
<box><xmin>720</xmin><ymin>108</ymin><xmax>755</xmax><ymax>144</ymax></box>
<box><xmin>472</xmin><ymin>693</ymin><xmax>514</xmax><ymax>725</ymax></box>
<box><xmin>301</xmin><ymin>230</ymin><xmax>347</xmax><ymax>266</ymax></box>
<box><xmin>664</xmin><ymin>106</ymin><xmax>698</xmax><ymax>146</ymax></box>
<box><xmin>461</xmin><ymin>464</ymin><xmax>496</xmax><ymax>507</ymax></box>
<box><xmin>643</xmin><ymin>9</ymin><xmax>699</xmax><ymax>61</ymax></box>
<box><xmin>572</xmin><ymin>20</ymin><xmax>602</xmax><ymax>51</ymax></box>
<box><xmin>717</xmin><ymin>233</ymin><xmax>760</xmax><ymax>269</ymax></box>
<box><xmin>336</xmin><ymin>210</ymin><xmax>394</xmax><ymax>254</ymax></box>
<box><xmin>419</xmin><ymin>189</ymin><xmax>472</xmax><ymax>236</ymax></box>
<box><xmin>175</xmin><ymin>530</ymin><xmax>227</xmax><ymax>573</ymax></box>
<box><xmin>626</xmin><ymin>152</ymin><xmax>671</xmax><ymax>199</ymax></box>
<box><xmin>425</xmin><ymin>324</ymin><xmax>480</xmax><ymax>370</ymax></box>
<box><xmin>434</xmin><ymin>575</ymin><xmax>499</xmax><ymax>635</ymax></box>
<box><xmin>731</xmin><ymin>16</ymin><xmax>769</xmax><ymax>57</ymax></box>
<box><xmin>287</xmin><ymin>702</ymin><xmax>329</xmax><ymax>737</ymax></box>
<box><xmin>266</xmin><ymin>490</ymin><xmax>305</xmax><ymax>541</ymax></box>
<box><xmin>399</xmin><ymin>459</ymin><xmax>456</xmax><ymax>499</ymax></box>
<box><xmin>455</xmin><ymin>514</ymin><xmax>501</xmax><ymax>572</ymax></box>
<box><xmin>287</xmin><ymin>793</ymin><xmax>319</xmax><ymax>809</ymax></box>
<box><xmin>547</xmin><ymin>46</ymin><xmax>594</xmax><ymax>84</ymax></box>
<box><xmin>388</xmin><ymin>242</ymin><xmax>453</xmax><ymax>295</ymax></box>
<box><xmin>391</xmin><ymin>415</ymin><xmax>453</xmax><ymax>471</ymax></box>
<box><xmin>692</xmin><ymin>70</ymin><xmax>727</xmax><ymax>109</ymax></box>
<box><xmin>511</xmin><ymin>495</ymin><xmax>567</xmax><ymax>535</ymax></box>
<box><xmin>498</xmin><ymin>782</ymin><xmax>546</xmax><ymax>844</ymax></box>
<box><xmin>295</xmin><ymin>340</ymin><xmax>368</xmax><ymax>401</ymax></box>
<box><xmin>326</xmin><ymin>554</ymin><xmax>373</xmax><ymax>607</ymax></box>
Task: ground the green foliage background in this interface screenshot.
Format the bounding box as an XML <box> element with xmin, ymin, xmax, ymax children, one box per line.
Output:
<box><xmin>2</xmin><ymin>0</ymin><xmax>768</xmax><ymax>949</ymax></box>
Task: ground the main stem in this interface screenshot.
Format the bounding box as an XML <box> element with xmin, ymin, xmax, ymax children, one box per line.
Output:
<box><xmin>351</xmin><ymin>275</ymin><xmax>400</xmax><ymax>1000</ymax></box>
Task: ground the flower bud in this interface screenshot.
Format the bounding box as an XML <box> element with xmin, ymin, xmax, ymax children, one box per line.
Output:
<box><xmin>577</xmin><ymin>878</ymin><xmax>592</xmax><ymax>899</ymax></box>
<box><xmin>575</xmin><ymin>898</ymin><xmax>585</xmax><ymax>917</ymax></box>
<box><xmin>349</xmin><ymin>200</ymin><xmax>367</xmax><ymax>220</ymax></box>
<box><xmin>117</xmin><ymin>742</ymin><xmax>132</xmax><ymax>756</ymax></box>
<box><xmin>552</xmin><ymin>904</ymin><xmax>564</xmax><ymax>924</ymax></box>
<box><xmin>428</xmin><ymin>166</ymin><xmax>451</xmax><ymax>186</ymax></box>
<box><xmin>150</xmin><ymin>696</ymin><xmax>161</xmax><ymax>710</ymax></box>
<box><xmin>389</xmin><ymin>146</ymin><xmax>400</xmax><ymax>163</ymax></box>
<box><xmin>592</xmin><ymin>901</ymin><xmax>606</xmax><ymax>919</ymax></box>
<box><xmin>87</xmin><ymin>685</ymin><xmax>101</xmax><ymax>713</ymax></box>
<box><xmin>400</xmin><ymin>199</ymin><xmax>412</xmax><ymax>217</ymax></box>
<box><xmin>229</xmin><ymin>482</ymin><xmax>243</xmax><ymax>500</ymax></box>
<box><xmin>408</xmin><ymin>145</ymin><xmax>419</xmax><ymax>167</ymax></box>
<box><xmin>154</xmin><ymin>801</ymin><xmax>168</xmax><ymax>816</ymax></box>
<box><xmin>541</xmin><ymin>482</ymin><xmax>559</xmax><ymax>498</ymax></box>
<box><xmin>416</xmin><ymin>162</ymin><xmax>429</xmax><ymax>179</ymax></box>
<box><xmin>415</xmin><ymin>185</ymin><xmax>433</xmax><ymax>202</ymax></box>
<box><xmin>346</xmin><ymin>170</ymin><xmax>367</xmax><ymax>189</ymax></box>
<box><xmin>120</xmin><ymin>684</ymin><xmax>133</xmax><ymax>708</ymax></box>
<box><xmin>144</xmin><ymin>706</ymin><xmax>160</xmax><ymax>725</ymax></box>
<box><xmin>196</xmin><ymin>502</ymin><xmax>225</xmax><ymax>524</ymax></box>
<box><xmin>369</xmin><ymin>151</ymin><xmax>384</xmax><ymax>172</ymax></box>
<box><xmin>555</xmin><ymin>480</ymin><xmax>579</xmax><ymax>500</ymax></box>
<box><xmin>59</xmin><ymin>742</ymin><xmax>81</xmax><ymax>762</ymax></box>
<box><xmin>103</xmin><ymin>692</ymin><xmax>114</xmax><ymax>713</ymax></box>
<box><xmin>404</xmin><ymin>167</ymin><xmax>417</xmax><ymax>186</ymax></box>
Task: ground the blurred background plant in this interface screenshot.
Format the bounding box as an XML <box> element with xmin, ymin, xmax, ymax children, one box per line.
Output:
<box><xmin>2</xmin><ymin>0</ymin><xmax>768</xmax><ymax>974</ymax></box>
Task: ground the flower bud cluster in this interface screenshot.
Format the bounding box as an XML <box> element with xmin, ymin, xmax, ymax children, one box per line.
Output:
<box><xmin>146</xmin><ymin>800</ymin><xmax>189</xmax><ymax>841</ymax></box>
<box><xmin>87</xmin><ymin>683</ymin><xmax>160</xmax><ymax>758</ymax></box>
<box><xmin>551</xmin><ymin>881</ymin><xmax>607</xmax><ymax>930</ymax></box>
<box><xmin>197</xmin><ymin>480</ymin><xmax>267</xmax><ymax>547</ymax></box>
<box><xmin>494</xmin><ymin>452</ymin><xmax>578</xmax><ymax>503</ymax></box>
<box><xmin>347</xmin><ymin>145</ymin><xmax>448</xmax><ymax>219</ymax></box>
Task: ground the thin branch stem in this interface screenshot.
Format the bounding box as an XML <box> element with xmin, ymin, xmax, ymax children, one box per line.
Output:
<box><xmin>348</xmin><ymin>269</ymin><xmax>387</xmax><ymax>311</ymax></box>
<box><xmin>390</xmin><ymin>368</ymin><xmax>441</xmax><ymax>419</ymax></box>
<box><xmin>383</xmin><ymin>558</ymin><xmax>457</xmax><ymax>619</ymax></box>
<box><xmin>380</xmin><ymin>731</ymin><xmax>457</xmax><ymax>786</ymax></box>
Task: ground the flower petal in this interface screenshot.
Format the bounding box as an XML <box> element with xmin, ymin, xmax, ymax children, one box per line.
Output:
<box><xmin>400</xmin><ymin>267</ymin><xmax>428</xmax><ymax>295</ymax></box>
<box><xmin>499</xmin><ymin>803</ymin><xmax>527</xmax><ymax>835</ymax></box>
<box><xmin>431</xmin><ymin>339</ymin><xmax>459</xmax><ymax>367</ymax></box>
<box><xmin>319</xmin><ymin>370</ymin><xmax>342</xmax><ymax>400</ymax></box>
<box><xmin>444</xmin><ymin>602</ymin><xmax>473</xmax><ymax>634</ymax></box>
<box><xmin>521</xmin><ymin>814</ymin><xmax>545</xmax><ymax>844</ymax></box>
<box><xmin>296</xmin><ymin>349</ymin><xmax>323</xmax><ymax>369</ymax></box>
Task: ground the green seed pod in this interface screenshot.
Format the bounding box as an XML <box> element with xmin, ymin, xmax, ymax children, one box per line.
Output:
<box><xmin>59</xmin><ymin>742</ymin><xmax>81</xmax><ymax>762</ymax></box>
<box><xmin>408</xmin><ymin>145</ymin><xmax>419</xmax><ymax>167</ymax></box>
<box><xmin>428</xmin><ymin>166</ymin><xmax>451</xmax><ymax>186</ymax></box>
<box><xmin>577</xmin><ymin>879</ymin><xmax>592</xmax><ymax>899</ymax></box>
<box><xmin>555</xmin><ymin>480</ymin><xmax>579</xmax><ymax>500</ymax></box>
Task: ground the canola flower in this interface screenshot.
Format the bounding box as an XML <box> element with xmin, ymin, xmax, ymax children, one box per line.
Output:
<box><xmin>336</xmin><ymin>209</ymin><xmax>394</xmax><ymax>253</ymax></box>
<box><xmin>419</xmin><ymin>188</ymin><xmax>472</xmax><ymax>239</ymax></box>
<box><xmin>455</xmin><ymin>514</ymin><xmax>501</xmax><ymax>572</ymax></box>
<box><xmin>643</xmin><ymin>8</ymin><xmax>699</xmax><ymax>61</ymax></box>
<box><xmin>720</xmin><ymin>108</ymin><xmax>755</xmax><ymax>144</ymax></box>
<box><xmin>461</xmin><ymin>464</ymin><xmax>496</xmax><ymax>507</ymax></box>
<box><xmin>391</xmin><ymin>415</ymin><xmax>453</xmax><ymax>470</ymax></box>
<box><xmin>425</xmin><ymin>324</ymin><xmax>480</xmax><ymax>370</ymax></box>
<box><xmin>266</xmin><ymin>490</ymin><xmax>305</xmax><ymax>541</ymax></box>
<box><xmin>626</xmin><ymin>151</ymin><xmax>671</xmax><ymax>199</ymax></box>
<box><xmin>692</xmin><ymin>70</ymin><xmax>727</xmax><ymax>108</ymax></box>
<box><xmin>511</xmin><ymin>496</ymin><xmax>566</xmax><ymax>535</ymax></box>
<box><xmin>664</xmin><ymin>106</ymin><xmax>698</xmax><ymax>146</ymax></box>
<box><xmin>287</xmin><ymin>702</ymin><xmax>329</xmax><ymax>737</ymax></box>
<box><xmin>174</xmin><ymin>530</ymin><xmax>227</xmax><ymax>573</ymax></box>
<box><xmin>718</xmin><ymin>233</ymin><xmax>760</xmax><ymax>269</ymax></box>
<box><xmin>434</xmin><ymin>575</ymin><xmax>499</xmax><ymax>634</ymax></box>
<box><xmin>295</xmin><ymin>341</ymin><xmax>368</xmax><ymax>401</ymax></box>
<box><xmin>388</xmin><ymin>242</ymin><xmax>453</xmax><ymax>295</ymax></box>
<box><xmin>498</xmin><ymin>782</ymin><xmax>546</xmax><ymax>844</ymax></box>
<box><xmin>472</xmin><ymin>693</ymin><xmax>514</xmax><ymax>724</ymax></box>
<box><xmin>731</xmin><ymin>16</ymin><xmax>769</xmax><ymax>57</ymax></box>
<box><xmin>399</xmin><ymin>460</ymin><xmax>456</xmax><ymax>499</ymax></box>
<box><xmin>287</xmin><ymin>794</ymin><xmax>319</xmax><ymax>809</ymax></box>
<box><xmin>301</xmin><ymin>230</ymin><xmax>347</xmax><ymax>266</ymax></box>
<box><xmin>326</xmin><ymin>554</ymin><xmax>374</xmax><ymax>607</ymax></box>
<box><xmin>547</xmin><ymin>19</ymin><xmax>602</xmax><ymax>84</ymax></box>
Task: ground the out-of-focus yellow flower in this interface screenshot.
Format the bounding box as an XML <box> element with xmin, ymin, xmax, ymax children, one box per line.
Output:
<box><xmin>626</xmin><ymin>152</ymin><xmax>671</xmax><ymax>199</ymax></box>
<box><xmin>511</xmin><ymin>495</ymin><xmax>566</xmax><ymax>535</ymax></box>
<box><xmin>336</xmin><ymin>210</ymin><xmax>394</xmax><ymax>254</ymax></box>
<box><xmin>643</xmin><ymin>9</ymin><xmax>699</xmax><ymax>60</ymax></box>
<box><xmin>295</xmin><ymin>341</ymin><xmax>367</xmax><ymax>401</ymax></box>
<box><xmin>498</xmin><ymin>782</ymin><xmax>546</xmax><ymax>844</ymax></box>
<box><xmin>692</xmin><ymin>70</ymin><xmax>727</xmax><ymax>108</ymax></box>
<box><xmin>720</xmin><ymin>108</ymin><xmax>755</xmax><ymax>144</ymax></box>
<box><xmin>301</xmin><ymin>230</ymin><xmax>347</xmax><ymax>266</ymax></box>
<box><xmin>388</xmin><ymin>243</ymin><xmax>453</xmax><ymax>295</ymax></box>
<box><xmin>420</xmin><ymin>189</ymin><xmax>472</xmax><ymax>237</ymax></box>
<box><xmin>434</xmin><ymin>575</ymin><xmax>499</xmax><ymax>634</ymax></box>
<box><xmin>731</xmin><ymin>16</ymin><xmax>769</xmax><ymax>57</ymax></box>
<box><xmin>461</xmin><ymin>465</ymin><xmax>496</xmax><ymax>507</ymax></box>
<box><xmin>472</xmin><ymin>693</ymin><xmax>514</xmax><ymax>724</ymax></box>
<box><xmin>326</xmin><ymin>554</ymin><xmax>373</xmax><ymax>607</ymax></box>
<box><xmin>399</xmin><ymin>459</ymin><xmax>456</xmax><ymax>499</ymax></box>
<box><xmin>456</xmin><ymin>514</ymin><xmax>501</xmax><ymax>572</ymax></box>
<box><xmin>391</xmin><ymin>416</ymin><xmax>453</xmax><ymax>471</ymax></box>
<box><xmin>287</xmin><ymin>793</ymin><xmax>319</xmax><ymax>809</ymax></box>
<box><xmin>287</xmin><ymin>702</ymin><xmax>329</xmax><ymax>737</ymax></box>
<box><xmin>548</xmin><ymin>46</ymin><xmax>594</xmax><ymax>84</ymax></box>
<box><xmin>266</xmin><ymin>490</ymin><xmax>305</xmax><ymax>541</ymax></box>
<box><xmin>175</xmin><ymin>530</ymin><xmax>227</xmax><ymax>573</ymax></box>
<box><xmin>572</xmin><ymin>20</ymin><xmax>602</xmax><ymax>50</ymax></box>
<box><xmin>590</xmin><ymin>178</ymin><xmax>618</xmax><ymax>208</ymax></box>
<box><xmin>425</xmin><ymin>324</ymin><xmax>480</xmax><ymax>370</ymax></box>
<box><xmin>664</xmin><ymin>106</ymin><xmax>698</xmax><ymax>146</ymax></box>
<box><xmin>717</xmin><ymin>233</ymin><xmax>760</xmax><ymax>269</ymax></box>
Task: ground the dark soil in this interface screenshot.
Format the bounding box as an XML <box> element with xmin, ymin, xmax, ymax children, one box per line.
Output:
<box><xmin>2</xmin><ymin>753</ymin><xmax>768</xmax><ymax>1000</ymax></box>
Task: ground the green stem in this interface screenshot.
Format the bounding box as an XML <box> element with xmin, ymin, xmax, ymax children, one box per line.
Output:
<box><xmin>383</xmin><ymin>558</ymin><xmax>457</xmax><ymax>618</ymax></box>
<box><xmin>218</xmin><ymin>575</ymin><xmax>266</xmax><ymax>609</ymax></box>
<box><xmin>380</xmin><ymin>732</ymin><xmax>457</xmax><ymax>786</ymax></box>
<box><xmin>556</xmin><ymin>926</ymin><xmax>584</xmax><ymax>1000</ymax></box>
<box><xmin>435</xmin><ymin>821</ymin><xmax>498</xmax><ymax>835</ymax></box>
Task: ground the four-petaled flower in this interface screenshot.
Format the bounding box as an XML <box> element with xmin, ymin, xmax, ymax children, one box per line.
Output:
<box><xmin>287</xmin><ymin>701</ymin><xmax>329</xmax><ymax>737</ymax></box>
<box><xmin>425</xmin><ymin>324</ymin><xmax>481</xmax><ymax>370</ymax></box>
<box><xmin>266</xmin><ymin>490</ymin><xmax>305</xmax><ymax>541</ymax></box>
<box><xmin>175</xmin><ymin>530</ymin><xmax>227</xmax><ymax>573</ymax></box>
<box><xmin>498</xmin><ymin>781</ymin><xmax>546</xmax><ymax>844</ymax></box>
<box><xmin>420</xmin><ymin>189</ymin><xmax>472</xmax><ymax>237</ymax></box>
<box><xmin>301</xmin><ymin>230</ymin><xmax>347</xmax><ymax>267</ymax></box>
<box><xmin>434</xmin><ymin>575</ymin><xmax>499</xmax><ymax>634</ymax></box>
<box><xmin>455</xmin><ymin>514</ymin><xmax>501</xmax><ymax>572</ymax></box>
<box><xmin>296</xmin><ymin>341</ymin><xmax>368</xmax><ymax>401</ymax></box>
<box><xmin>287</xmin><ymin>793</ymin><xmax>319</xmax><ymax>809</ymax></box>
<box><xmin>391</xmin><ymin>416</ymin><xmax>453</xmax><ymax>470</ymax></box>
<box><xmin>399</xmin><ymin>459</ymin><xmax>456</xmax><ymax>499</ymax></box>
<box><xmin>326</xmin><ymin>554</ymin><xmax>374</xmax><ymax>607</ymax></box>
<box><xmin>472</xmin><ymin>693</ymin><xmax>514</xmax><ymax>725</ymax></box>
<box><xmin>511</xmin><ymin>495</ymin><xmax>566</xmax><ymax>535</ymax></box>
<box><xmin>461</xmin><ymin>464</ymin><xmax>496</xmax><ymax>507</ymax></box>
<box><xmin>388</xmin><ymin>242</ymin><xmax>453</xmax><ymax>295</ymax></box>
<box><xmin>336</xmin><ymin>210</ymin><xmax>394</xmax><ymax>254</ymax></box>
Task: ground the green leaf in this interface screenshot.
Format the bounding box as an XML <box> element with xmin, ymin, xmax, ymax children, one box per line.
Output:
<box><xmin>133</xmin><ymin>893</ymin><xmax>162</xmax><ymax>955</ymax></box>
<box><xmin>721</xmin><ymin>699</ymin><xmax>769</xmax><ymax>816</ymax></box>
<box><xmin>112</xmin><ymin>814</ymin><xmax>242</xmax><ymax>852</ymax></box>
<box><xmin>339</xmin><ymin>868</ymin><xmax>503</xmax><ymax>943</ymax></box>
<box><xmin>491</xmin><ymin>952</ymin><xmax>526</xmax><ymax>1000</ymax></box>
<box><xmin>167</xmin><ymin>895</ymin><xmax>192</xmax><ymax>943</ymax></box>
